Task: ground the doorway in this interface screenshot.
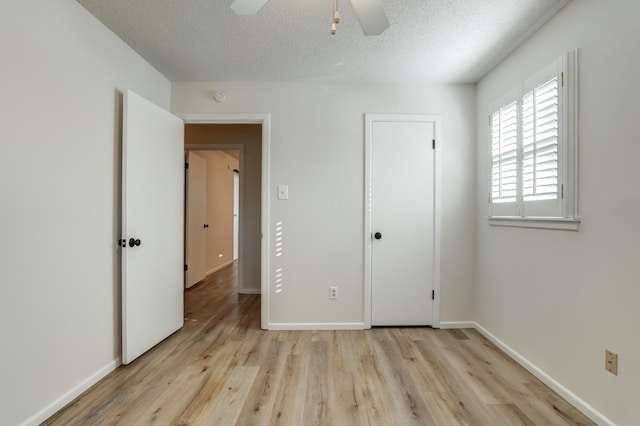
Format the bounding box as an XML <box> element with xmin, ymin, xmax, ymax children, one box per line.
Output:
<box><xmin>364</xmin><ymin>114</ymin><xmax>442</xmax><ymax>328</ymax></box>
<box><xmin>183</xmin><ymin>121</ymin><xmax>266</xmax><ymax>302</ymax></box>
<box><xmin>185</xmin><ymin>149</ymin><xmax>240</xmax><ymax>289</ymax></box>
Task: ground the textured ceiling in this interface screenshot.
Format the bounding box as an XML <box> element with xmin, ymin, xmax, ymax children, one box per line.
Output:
<box><xmin>76</xmin><ymin>0</ymin><xmax>570</xmax><ymax>83</ymax></box>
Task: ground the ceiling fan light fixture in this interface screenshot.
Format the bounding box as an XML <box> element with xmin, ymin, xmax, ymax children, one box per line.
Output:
<box><xmin>331</xmin><ymin>0</ymin><xmax>340</xmax><ymax>33</ymax></box>
<box><xmin>229</xmin><ymin>0</ymin><xmax>389</xmax><ymax>36</ymax></box>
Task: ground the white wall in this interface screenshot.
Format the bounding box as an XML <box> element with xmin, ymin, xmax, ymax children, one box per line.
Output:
<box><xmin>475</xmin><ymin>0</ymin><xmax>640</xmax><ymax>423</ymax></box>
<box><xmin>0</xmin><ymin>1</ymin><xmax>170</xmax><ymax>425</ymax></box>
<box><xmin>172</xmin><ymin>82</ymin><xmax>476</xmax><ymax>327</ymax></box>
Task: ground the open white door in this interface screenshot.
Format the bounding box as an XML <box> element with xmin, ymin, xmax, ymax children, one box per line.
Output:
<box><xmin>186</xmin><ymin>151</ymin><xmax>208</xmax><ymax>288</ymax></box>
<box><xmin>122</xmin><ymin>90</ymin><xmax>184</xmax><ymax>364</ymax></box>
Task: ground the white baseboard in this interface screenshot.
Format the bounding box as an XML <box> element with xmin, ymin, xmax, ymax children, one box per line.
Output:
<box><xmin>473</xmin><ymin>322</ymin><xmax>614</xmax><ymax>426</ymax></box>
<box><xmin>439</xmin><ymin>321</ymin><xmax>476</xmax><ymax>329</ymax></box>
<box><xmin>21</xmin><ymin>358</ymin><xmax>120</xmax><ymax>426</ymax></box>
<box><xmin>267</xmin><ymin>322</ymin><xmax>367</xmax><ymax>331</ymax></box>
<box><xmin>205</xmin><ymin>260</ymin><xmax>234</xmax><ymax>277</ymax></box>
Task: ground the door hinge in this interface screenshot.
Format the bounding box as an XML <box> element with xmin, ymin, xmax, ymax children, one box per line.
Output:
<box><xmin>185</xmin><ymin>162</ymin><xmax>189</xmax><ymax>170</ymax></box>
<box><xmin>561</xmin><ymin>184</ymin><xmax>564</xmax><ymax>199</ymax></box>
<box><xmin>184</xmin><ymin>264</ymin><xmax>188</xmax><ymax>271</ymax></box>
<box><xmin>488</xmin><ymin>192</ymin><xmax>492</xmax><ymax>204</ymax></box>
<box><xmin>432</xmin><ymin>290</ymin><xmax>435</xmax><ymax>300</ymax></box>
<box><xmin>561</xmin><ymin>71</ymin><xmax>564</xmax><ymax>88</ymax></box>
<box><xmin>432</xmin><ymin>139</ymin><xmax>435</xmax><ymax>150</ymax></box>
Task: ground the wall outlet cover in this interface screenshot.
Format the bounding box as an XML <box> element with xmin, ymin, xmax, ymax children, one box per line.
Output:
<box><xmin>605</xmin><ymin>350</ymin><xmax>618</xmax><ymax>376</ymax></box>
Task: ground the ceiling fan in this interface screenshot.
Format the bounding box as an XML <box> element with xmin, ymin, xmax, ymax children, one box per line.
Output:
<box><xmin>230</xmin><ymin>0</ymin><xmax>390</xmax><ymax>36</ymax></box>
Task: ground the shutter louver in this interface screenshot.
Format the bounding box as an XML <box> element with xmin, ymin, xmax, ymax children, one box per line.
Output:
<box><xmin>491</xmin><ymin>101</ymin><xmax>518</xmax><ymax>203</ymax></box>
<box><xmin>522</xmin><ymin>77</ymin><xmax>558</xmax><ymax>201</ymax></box>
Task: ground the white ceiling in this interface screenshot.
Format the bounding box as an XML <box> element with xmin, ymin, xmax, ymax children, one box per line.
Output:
<box><xmin>76</xmin><ymin>0</ymin><xmax>570</xmax><ymax>84</ymax></box>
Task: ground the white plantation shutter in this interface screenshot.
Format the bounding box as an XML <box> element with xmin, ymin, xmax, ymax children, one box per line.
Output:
<box><xmin>491</xmin><ymin>101</ymin><xmax>518</xmax><ymax>203</ymax></box>
<box><xmin>488</xmin><ymin>50</ymin><xmax>578</xmax><ymax>225</ymax></box>
<box><xmin>522</xmin><ymin>76</ymin><xmax>558</xmax><ymax>202</ymax></box>
<box><xmin>521</xmin><ymin>60</ymin><xmax>563</xmax><ymax>218</ymax></box>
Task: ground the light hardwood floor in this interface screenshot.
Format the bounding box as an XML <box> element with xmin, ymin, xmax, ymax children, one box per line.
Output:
<box><xmin>44</xmin><ymin>263</ymin><xmax>594</xmax><ymax>425</ymax></box>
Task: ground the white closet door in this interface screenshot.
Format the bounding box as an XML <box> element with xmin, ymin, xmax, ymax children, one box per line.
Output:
<box><xmin>371</xmin><ymin>120</ymin><xmax>435</xmax><ymax>326</ymax></box>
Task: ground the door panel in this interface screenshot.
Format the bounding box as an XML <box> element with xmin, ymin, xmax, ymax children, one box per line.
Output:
<box><xmin>186</xmin><ymin>151</ymin><xmax>207</xmax><ymax>288</ymax></box>
<box><xmin>122</xmin><ymin>90</ymin><xmax>184</xmax><ymax>364</ymax></box>
<box><xmin>371</xmin><ymin>120</ymin><xmax>435</xmax><ymax>326</ymax></box>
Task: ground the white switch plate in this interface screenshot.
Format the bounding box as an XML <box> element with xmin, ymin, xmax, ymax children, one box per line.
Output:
<box><xmin>277</xmin><ymin>185</ymin><xmax>289</xmax><ymax>200</ymax></box>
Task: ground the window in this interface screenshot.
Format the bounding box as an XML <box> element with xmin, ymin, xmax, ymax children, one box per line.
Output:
<box><xmin>488</xmin><ymin>50</ymin><xmax>579</xmax><ymax>230</ymax></box>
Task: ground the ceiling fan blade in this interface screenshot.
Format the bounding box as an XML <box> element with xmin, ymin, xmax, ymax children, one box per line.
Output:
<box><xmin>230</xmin><ymin>0</ymin><xmax>268</xmax><ymax>15</ymax></box>
<box><xmin>350</xmin><ymin>0</ymin><xmax>390</xmax><ymax>36</ymax></box>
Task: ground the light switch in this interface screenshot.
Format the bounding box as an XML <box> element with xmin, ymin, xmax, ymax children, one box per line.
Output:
<box><xmin>277</xmin><ymin>185</ymin><xmax>289</xmax><ymax>200</ymax></box>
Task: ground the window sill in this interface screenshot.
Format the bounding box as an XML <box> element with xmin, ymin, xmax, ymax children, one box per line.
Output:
<box><xmin>488</xmin><ymin>216</ymin><xmax>581</xmax><ymax>231</ymax></box>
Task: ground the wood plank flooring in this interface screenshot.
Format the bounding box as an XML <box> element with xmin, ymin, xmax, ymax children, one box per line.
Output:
<box><xmin>44</xmin><ymin>263</ymin><xmax>594</xmax><ymax>425</ymax></box>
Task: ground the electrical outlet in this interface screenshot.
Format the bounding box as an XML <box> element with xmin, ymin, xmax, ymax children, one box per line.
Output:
<box><xmin>605</xmin><ymin>350</ymin><xmax>618</xmax><ymax>375</ymax></box>
<box><xmin>329</xmin><ymin>286</ymin><xmax>338</xmax><ymax>300</ymax></box>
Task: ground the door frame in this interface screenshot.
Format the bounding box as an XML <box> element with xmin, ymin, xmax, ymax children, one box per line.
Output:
<box><xmin>181</xmin><ymin>113</ymin><xmax>270</xmax><ymax>330</ymax></box>
<box><xmin>363</xmin><ymin>113</ymin><xmax>442</xmax><ymax>328</ymax></box>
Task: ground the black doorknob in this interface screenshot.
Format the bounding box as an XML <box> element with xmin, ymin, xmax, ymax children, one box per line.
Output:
<box><xmin>204</xmin><ymin>224</ymin><xmax>209</xmax><ymax>228</ymax></box>
<box><xmin>128</xmin><ymin>238</ymin><xmax>141</xmax><ymax>247</ymax></box>
<box><xmin>374</xmin><ymin>232</ymin><xmax>382</xmax><ymax>240</ymax></box>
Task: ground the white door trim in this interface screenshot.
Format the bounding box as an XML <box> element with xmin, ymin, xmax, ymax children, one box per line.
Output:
<box><xmin>364</xmin><ymin>113</ymin><xmax>442</xmax><ymax>328</ymax></box>
<box><xmin>180</xmin><ymin>113</ymin><xmax>271</xmax><ymax>330</ymax></box>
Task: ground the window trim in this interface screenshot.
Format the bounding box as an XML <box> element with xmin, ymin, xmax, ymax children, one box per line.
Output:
<box><xmin>487</xmin><ymin>50</ymin><xmax>580</xmax><ymax>231</ymax></box>
<box><xmin>488</xmin><ymin>216</ymin><xmax>580</xmax><ymax>231</ymax></box>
